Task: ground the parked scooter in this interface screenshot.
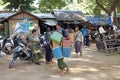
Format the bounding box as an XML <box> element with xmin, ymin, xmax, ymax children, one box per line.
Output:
<box><xmin>39</xmin><ymin>33</ymin><xmax>47</xmax><ymax>47</ymax></box>
<box><xmin>9</xmin><ymin>40</ymin><xmax>32</xmax><ymax>68</ymax></box>
<box><xmin>13</xmin><ymin>35</ymin><xmax>22</xmax><ymax>47</ymax></box>
<box><xmin>3</xmin><ymin>36</ymin><xmax>14</xmax><ymax>55</ymax></box>
<box><xmin>39</xmin><ymin>33</ymin><xmax>48</xmax><ymax>53</ymax></box>
<box><xmin>9</xmin><ymin>38</ymin><xmax>42</xmax><ymax>68</ymax></box>
<box><xmin>95</xmin><ymin>32</ymin><xmax>105</xmax><ymax>50</ymax></box>
<box><xmin>0</xmin><ymin>36</ymin><xmax>6</xmax><ymax>57</ymax></box>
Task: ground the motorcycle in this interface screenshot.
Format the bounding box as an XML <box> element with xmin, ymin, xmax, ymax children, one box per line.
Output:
<box><xmin>39</xmin><ymin>34</ymin><xmax>47</xmax><ymax>47</ymax></box>
<box><xmin>9</xmin><ymin>38</ymin><xmax>41</xmax><ymax>68</ymax></box>
<box><xmin>9</xmin><ymin>41</ymin><xmax>31</xmax><ymax>68</ymax></box>
<box><xmin>0</xmin><ymin>36</ymin><xmax>3</xmax><ymax>47</ymax></box>
<box><xmin>95</xmin><ymin>32</ymin><xmax>105</xmax><ymax>50</ymax></box>
<box><xmin>39</xmin><ymin>33</ymin><xmax>48</xmax><ymax>53</ymax></box>
<box><xmin>0</xmin><ymin>36</ymin><xmax>6</xmax><ymax>57</ymax></box>
<box><xmin>3</xmin><ymin>36</ymin><xmax>14</xmax><ymax>55</ymax></box>
<box><xmin>13</xmin><ymin>35</ymin><xmax>22</xmax><ymax>47</ymax></box>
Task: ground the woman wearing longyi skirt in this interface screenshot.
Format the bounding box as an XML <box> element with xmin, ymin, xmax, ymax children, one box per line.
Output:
<box><xmin>75</xmin><ymin>26</ymin><xmax>84</xmax><ymax>58</ymax></box>
<box><xmin>52</xmin><ymin>22</ymin><xmax>69</xmax><ymax>75</ymax></box>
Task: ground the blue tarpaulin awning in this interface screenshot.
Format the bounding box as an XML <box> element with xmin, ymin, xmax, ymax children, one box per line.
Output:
<box><xmin>85</xmin><ymin>15</ymin><xmax>110</xmax><ymax>25</ymax></box>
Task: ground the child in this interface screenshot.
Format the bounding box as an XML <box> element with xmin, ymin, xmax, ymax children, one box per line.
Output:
<box><xmin>44</xmin><ymin>28</ymin><xmax>53</xmax><ymax>64</ymax></box>
<box><xmin>75</xmin><ymin>26</ymin><xmax>84</xmax><ymax>57</ymax></box>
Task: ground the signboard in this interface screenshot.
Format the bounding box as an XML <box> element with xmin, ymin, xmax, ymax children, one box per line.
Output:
<box><xmin>14</xmin><ymin>22</ymin><xmax>29</xmax><ymax>33</ymax></box>
<box><xmin>14</xmin><ymin>17</ymin><xmax>35</xmax><ymax>33</ymax></box>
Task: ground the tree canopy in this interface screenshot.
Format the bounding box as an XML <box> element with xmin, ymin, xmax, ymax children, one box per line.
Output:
<box><xmin>0</xmin><ymin>0</ymin><xmax>120</xmax><ymax>15</ymax></box>
<box><xmin>39</xmin><ymin>0</ymin><xmax>67</xmax><ymax>13</ymax></box>
<box><xmin>63</xmin><ymin>0</ymin><xmax>120</xmax><ymax>15</ymax></box>
<box><xmin>95</xmin><ymin>0</ymin><xmax>120</xmax><ymax>16</ymax></box>
<box><xmin>2</xmin><ymin>0</ymin><xmax>35</xmax><ymax>11</ymax></box>
<box><xmin>0</xmin><ymin>0</ymin><xmax>3</xmax><ymax>5</ymax></box>
<box><xmin>63</xmin><ymin>0</ymin><xmax>95</xmax><ymax>15</ymax></box>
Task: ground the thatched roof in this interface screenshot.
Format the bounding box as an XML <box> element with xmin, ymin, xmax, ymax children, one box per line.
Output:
<box><xmin>0</xmin><ymin>12</ymin><xmax>15</xmax><ymax>22</ymax></box>
<box><xmin>0</xmin><ymin>12</ymin><xmax>56</xmax><ymax>20</ymax></box>
<box><xmin>34</xmin><ymin>13</ymin><xmax>56</xmax><ymax>19</ymax></box>
<box><xmin>0</xmin><ymin>11</ymin><xmax>40</xmax><ymax>22</ymax></box>
<box><xmin>53</xmin><ymin>10</ymin><xmax>87</xmax><ymax>22</ymax></box>
<box><xmin>0</xmin><ymin>13</ymin><xmax>15</xmax><ymax>19</ymax></box>
<box><xmin>0</xmin><ymin>11</ymin><xmax>58</xmax><ymax>23</ymax></box>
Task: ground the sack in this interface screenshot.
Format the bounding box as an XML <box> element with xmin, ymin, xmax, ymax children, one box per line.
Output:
<box><xmin>50</xmin><ymin>31</ymin><xmax>63</xmax><ymax>44</ymax></box>
<box><xmin>62</xmin><ymin>38</ymin><xmax>71</xmax><ymax>47</ymax></box>
<box><xmin>63</xmin><ymin>47</ymin><xmax>71</xmax><ymax>57</ymax></box>
<box><xmin>52</xmin><ymin>46</ymin><xmax>63</xmax><ymax>59</ymax></box>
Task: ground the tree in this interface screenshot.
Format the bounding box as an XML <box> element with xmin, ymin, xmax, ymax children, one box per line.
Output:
<box><xmin>0</xmin><ymin>0</ymin><xmax>4</xmax><ymax>10</ymax></box>
<box><xmin>117</xmin><ymin>1</ymin><xmax>120</xmax><ymax>13</ymax></box>
<box><xmin>95</xmin><ymin>0</ymin><xmax>120</xmax><ymax>16</ymax></box>
<box><xmin>2</xmin><ymin>0</ymin><xmax>35</xmax><ymax>11</ymax></box>
<box><xmin>62</xmin><ymin>0</ymin><xmax>102</xmax><ymax>15</ymax></box>
<box><xmin>63</xmin><ymin>0</ymin><xmax>120</xmax><ymax>16</ymax></box>
<box><xmin>39</xmin><ymin>0</ymin><xmax>67</xmax><ymax>13</ymax></box>
<box><xmin>0</xmin><ymin>0</ymin><xmax>3</xmax><ymax>5</ymax></box>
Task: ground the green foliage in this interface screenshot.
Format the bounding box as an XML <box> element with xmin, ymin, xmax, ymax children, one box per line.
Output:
<box><xmin>117</xmin><ymin>1</ymin><xmax>120</xmax><ymax>13</ymax></box>
<box><xmin>97</xmin><ymin>0</ymin><xmax>114</xmax><ymax>10</ymax></box>
<box><xmin>1</xmin><ymin>0</ymin><xmax>120</xmax><ymax>15</ymax></box>
<box><xmin>2</xmin><ymin>0</ymin><xmax>35</xmax><ymax>11</ymax></box>
<box><xmin>39</xmin><ymin>0</ymin><xmax>67</xmax><ymax>13</ymax></box>
<box><xmin>0</xmin><ymin>0</ymin><xmax>3</xmax><ymax>5</ymax></box>
<box><xmin>93</xmin><ymin>5</ymin><xmax>101</xmax><ymax>16</ymax></box>
<box><xmin>63</xmin><ymin>0</ymin><xmax>97</xmax><ymax>15</ymax></box>
<box><xmin>95</xmin><ymin>0</ymin><xmax>119</xmax><ymax>15</ymax></box>
<box><xmin>63</xmin><ymin>0</ymin><xmax>120</xmax><ymax>15</ymax></box>
<box><xmin>86</xmin><ymin>0</ymin><xmax>115</xmax><ymax>15</ymax></box>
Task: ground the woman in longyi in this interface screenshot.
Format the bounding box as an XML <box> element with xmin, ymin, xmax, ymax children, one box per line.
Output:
<box><xmin>51</xmin><ymin>22</ymin><xmax>69</xmax><ymax>75</ymax></box>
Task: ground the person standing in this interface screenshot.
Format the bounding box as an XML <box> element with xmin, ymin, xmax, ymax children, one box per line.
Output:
<box><xmin>44</xmin><ymin>28</ymin><xmax>53</xmax><ymax>64</ymax></box>
<box><xmin>82</xmin><ymin>27</ymin><xmax>90</xmax><ymax>47</ymax></box>
<box><xmin>75</xmin><ymin>26</ymin><xmax>84</xmax><ymax>58</ymax></box>
<box><xmin>53</xmin><ymin>22</ymin><xmax>69</xmax><ymax>75</ymax></box>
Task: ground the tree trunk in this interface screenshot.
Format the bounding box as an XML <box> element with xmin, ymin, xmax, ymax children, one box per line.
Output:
<box><xmin>96</xmin><ymin>0</ymin><xmax>120</xmax><ymax>25</ymax></box>
<box><xmin>113</xmin><ymin>8</ymin><xmax>120</xmax><ymax>27</ymax></box>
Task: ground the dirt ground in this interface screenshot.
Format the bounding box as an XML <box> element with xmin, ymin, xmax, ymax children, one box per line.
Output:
<box><xmin>0</xmin><ymin>44</ymin><xmax>120</xmax><ymax>80</ymax></box>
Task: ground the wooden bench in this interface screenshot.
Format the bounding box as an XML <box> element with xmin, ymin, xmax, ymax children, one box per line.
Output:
<box><xmin>104</xmin><ymin>39</ymin><xmax>120</xmax><ymax>54</ymax></box>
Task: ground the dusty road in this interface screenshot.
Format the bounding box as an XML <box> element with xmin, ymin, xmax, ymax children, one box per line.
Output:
<box><xmin>0</xmin><ymin>44</ymin><xmax>120</xmax><ymax>80</ymax></box>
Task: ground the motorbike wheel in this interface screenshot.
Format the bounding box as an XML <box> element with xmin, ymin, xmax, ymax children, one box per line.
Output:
<box><xmin>9</xmin><ymin>59</ymin><xmax>15</xmax><ymax>68</ymax></box>
<box><xmin>9</xmin><ymin>54</ymin><xmax>18</xmax><ymax>68</ymax></box>
<box><xmin>96</xmin><ymin>42</ymin><xmax>100</xmax><ymax>50</ymax></box>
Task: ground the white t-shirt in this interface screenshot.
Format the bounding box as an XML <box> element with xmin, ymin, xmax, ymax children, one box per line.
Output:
<box><xmin>113</xmin><ymin>25</ymin><xmax>117</xmax><ymax>31</ymax></box>
<box><xmin>99</xmin><ymin>27</ymin><xmax>105</xmax><ymax>34</ymax></box>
